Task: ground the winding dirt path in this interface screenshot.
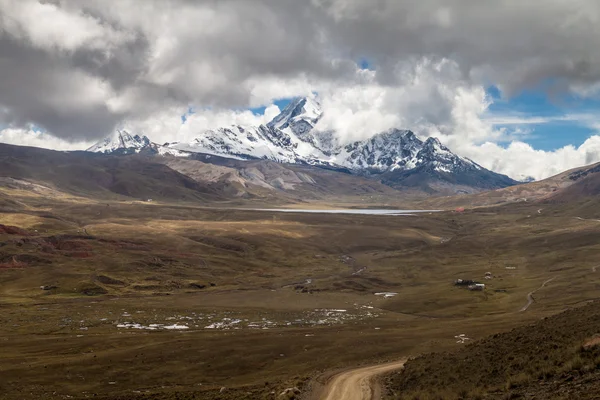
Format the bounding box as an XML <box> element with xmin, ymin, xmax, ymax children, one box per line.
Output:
<box><xmin>519</xmin><ymin>277</ymin><xmax>556</xmax><ymax>312</ymax></box>
<box><xmin>320</xmin><ymin>359</ymin><xmax>407</xmax><ymax>400</ymax></box>
<box><xmin>575</xmin><ymin>217</ymin><xmax>600</xmax><ymax>222</ymax></box>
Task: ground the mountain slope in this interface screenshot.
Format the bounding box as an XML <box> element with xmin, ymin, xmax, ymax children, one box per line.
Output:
<box><xmin>388</xmin><ymin>300</ymin><xmax>600</xmax><ymax>399</ymax></box>
<box><xmin>547</xmin><ymin>162</ymin><xmax>600</xmax><ymax>202</ymax></box>
<box><xmin>86</xmin><ymin>97</ymin><xmax>518</xmax><ymax>194</ymax></box>
<box><xmin>87</xmin><ymin>130</ymin><xmax>152</xmax><ymax>154</ymax></box>
<box><xmin>379</xmin><ymin>137</ymin><xmax>516</xmax><ymax>194</ymax></box>
<box><xmin>267</xmin><ymin>96</ymin><xmax>322</xmax><ymax>137</ymax></box>
<box><xmin>169</xmin><ymin>124</ymin><xmax>305</xmax><ymax>163</ymax></box>
<box><xmin>0</xmin><ymin>143</ymin><xmax>224</xmax><ymax>202</ymax></box>
<box><xmin>88</xmin><ymin>130</ymin><xmax>188</xmax><ymax>157</ymax></box>
<box><xmin>420</xmin><ymin>160</ymin><xmax>600</xmax><ymax>209</ymax></box>
<box><xmin>160</xmin><ymin>154</ymin><xmax>405</xmax><ymax>202</ymax></box>
<box><xmin>0</xmin><ymin>142</ymin><xmax>412</xmax><ymax>205</ymax></box>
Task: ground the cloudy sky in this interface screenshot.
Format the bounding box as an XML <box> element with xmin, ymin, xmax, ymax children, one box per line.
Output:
<box><xmin>2</xmin><ymin>0</ymin><xmax>600</xmax><ymax>180</ymax></box>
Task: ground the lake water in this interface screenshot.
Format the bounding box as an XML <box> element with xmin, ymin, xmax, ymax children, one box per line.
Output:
<box><xmin>247</xmin><ymin>208</ymin><xmax>440</xmax><ymax>216</ymax></box>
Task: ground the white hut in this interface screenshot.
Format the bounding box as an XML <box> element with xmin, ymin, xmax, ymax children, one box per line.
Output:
<box><xmin>468</xmin><ymin>283</ymin><xmax>486</xmax><ymax>291</ymax></box>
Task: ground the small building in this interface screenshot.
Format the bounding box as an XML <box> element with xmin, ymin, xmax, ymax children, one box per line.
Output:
<box><xmin>468</xmin><ymin>283</ymin><xmax>486</xmax><ymax>291</ymax></box>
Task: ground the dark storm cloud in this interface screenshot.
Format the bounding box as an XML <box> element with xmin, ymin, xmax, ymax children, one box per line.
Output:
<box><xmin>0</xmin><ymin>35</ymin><xmax>123</xmax><ymax>139</ymax></box>
<box><xmin>1</xmin><ymin>0</ymin><xmax>600</xmax><ymax>140</ymax></box>
<box><xmin>315</xmin><ymin>0</ymin><xmax>600</xmax><ymax>93</ymax></box>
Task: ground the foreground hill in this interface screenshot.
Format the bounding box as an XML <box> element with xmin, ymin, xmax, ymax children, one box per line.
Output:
<box><xmin>388</xmin><ymin>300</ymin><xmax>600</xmax><ymax>399</ymax></box>
<box><xmin>0</xmin><ymin>143</ymin><xmax>224</xmax><ymax>203</ymax></box>
<box><xmin>423</xmin><ymin>160</ymin><xmax>600</xmax><ymax>210</ymax></box>
<box><xmin>546</xmin><ymin>162</ymin><xmax>600</xmax><ymax>202</ymax></box>
<box><xmin>0</xmin><ymin>142</ymin><xmax>407</xmax><ymax>205</ymax></box>
<box><xmin>160</xmin><ymin>153</ymin><xmax>405</xmax><ymax>202</ymax></box>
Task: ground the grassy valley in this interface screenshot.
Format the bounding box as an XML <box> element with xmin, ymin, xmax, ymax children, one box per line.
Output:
<box><xmin>2</xmin><ymin>146</ymin><xmax>600</xmax><ymax>399</ymax></box>
<box><xmin>1</xmin><ymin>179</ymin><xmax>600</xmax><ymax>399</ymax></box>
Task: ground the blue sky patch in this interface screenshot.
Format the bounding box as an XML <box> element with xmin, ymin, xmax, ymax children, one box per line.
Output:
<box><xmin>181</xmin><ymin>106</ymin><xmax>195</xmax><ymax>123</ymax></box>
<box><xmin>486</xmin><ymin>85</ymin><xmax>599</xmax><ymax>151</ymax></box>
<box><xmin>250</xmin><ymin>98</ymin><xmax>292</xmax><ymax>116</ymax></box>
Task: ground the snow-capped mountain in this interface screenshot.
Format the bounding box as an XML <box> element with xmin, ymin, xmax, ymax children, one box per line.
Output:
<box><xmin>268</xmin><ymin>96</ymin><xmax>321</xmax><ymax>134</ymax></box>
<box><xmin>87</xmin><ymin>129</ymin><xmax>188</xmax><ymax>157</ymax></box>
<box><xmin>170</xmin><ymin>125</ymin><xmax>302</xmax><ymax>162</ymax></box>
<box><xmin>86</xmin><ymin>97</ymin><xmax>517</xmax><ymax>192</ymax></box>
<box><xmin>333</xmin><ymin>130</ymin><xmax>484</xmax><ymax>175</ymax></box>
<box><xmin>413</xmin><ymin>137</ymin><xmax>481</xmax><ymax>174</ymax></box>
<box><xmin>167</xmin><ymin>97</ymin><xmax>334</xmax><ymax>164</ymax></box>
<box><xmin>338</xmin><ymin>129</ymin><xmax>423</xmax><ymax>172</ymax></box>
<box><xmin>87</xmin><ymin>130</ymin><xmax>152</xmax><ymax>154</ymax></box>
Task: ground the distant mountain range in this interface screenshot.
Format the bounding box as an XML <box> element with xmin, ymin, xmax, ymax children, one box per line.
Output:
<box><xmin>87</xmin><ymin>96</ymin><xmax>517</xmax><ymax>194</ymax></box>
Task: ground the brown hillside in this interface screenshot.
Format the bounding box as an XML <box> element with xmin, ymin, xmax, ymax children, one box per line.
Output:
<box><xmin>387</xmin><ymin>300</ymin><xmax>600</xmax><ymax>399</ymax></box>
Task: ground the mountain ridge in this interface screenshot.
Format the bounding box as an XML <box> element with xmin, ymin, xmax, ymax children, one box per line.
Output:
<box><xmin>86</xmin><ymin>97</ymin><xmax>518</xmax><ymax>194</ymax></box>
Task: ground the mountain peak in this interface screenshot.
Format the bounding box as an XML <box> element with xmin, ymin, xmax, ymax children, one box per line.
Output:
<box><xmin>421</xmin><ymin>137</ymin><xmax>450</xmax><ymax>156</ymax></box>
<box><xmin>87</xmin><ymin>130</ymin><xmax>152</xmax><ymax>154</ymax></box>
<box><xmin>423</xmin><ymin>136</ymin><xmax>442</xmax><ymax>147</ymax></box>
<box><xmin>267</xmin><ymin>96</ymin><xmax>323</xmax><ymax>137</ymax></box>
<box><xmin>414</xmin><ymin>136</ymin><xmax>482</xmax><ymax>174</ymax></box>
<box><xmin>377</xmin><ymin>129</ymin><xmax>419</xmax><ymax>142</ymax></box>
<box><xmin>341</xmin><ymin>129</ymin><xmax>424</xmax><ymax>172</ymax></box>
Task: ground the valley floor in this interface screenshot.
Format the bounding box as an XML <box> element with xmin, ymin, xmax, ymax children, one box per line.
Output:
<box><xmin>2</xmin><ymin>192</ymin><xmax>600</xmax><ymax>399</ymax></box>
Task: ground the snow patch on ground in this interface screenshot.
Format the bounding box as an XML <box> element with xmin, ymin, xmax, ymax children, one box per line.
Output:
<box><xmin>375</xmin><ymin>292</ymin><xmax>398</xmax><ymax>298</ymax></box>
<box><xmin>116</xmin><ymin>322</ymin><xmax>189</xmax><ymax>330</ymax></box>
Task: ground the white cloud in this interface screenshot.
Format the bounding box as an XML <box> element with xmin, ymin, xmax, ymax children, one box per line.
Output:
<box><xmin>0</xmin><ymin>127</ymin><xmax>93</xmax><ymax>150</ymax></box>
<box><xmin>0</xmin><ymin>0</ymin><xmax>132</xmax><ymax>53</ymax></box>
<box><xmin>484</xmin><ymin>115</ymin><xmax>557</xmax><ymax>125</ymax></box>
<box><xmin>263</xmin><ymin>104</ymin><xmax>282</xmax><ymax>122</ymax></box>
<box><xmin>121</xmin><ymin>105</ymin><xmax>281</xmax><ymax>144</ymax></box>
<box><xmin>462</xmin><ymin>138</ymin><xmax>600</xmax><ymax>181</ymax></box>
<box><xmin>2</xmin><ymin>1</ymin><xmax>600</xmax><ymax>182</ymax></box>
<box><xmin>3</xmin><ymin>0</ymin><xmax>600</xmax><ymax>140</ymax></box>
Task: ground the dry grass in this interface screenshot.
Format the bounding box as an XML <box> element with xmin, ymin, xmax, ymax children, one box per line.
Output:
<box><xmin>388</xmin><ymin>301</ymin><xmax>600</xmax><ymax>399</ymax></box>
<box><xmin>0</xmin><ymin>212</ymin><xmax>48</xmax><ymax>228</ymax></box>
<box><xmin>2</xmin><ymin>191</ymin><xmax>600</xmax><ymax>398</ymax></box>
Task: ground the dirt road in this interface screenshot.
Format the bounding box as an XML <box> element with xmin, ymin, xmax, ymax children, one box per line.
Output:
<box><xmin>520</xmin><ymin>277</ymin><xmax>556</xmax><ymax>312</ymax></box>
<box><xmin>575</xmin><ymin>217</ymin><xmax>600</xmax><ymax>222</ymax></box>
<box><xmin>321</xmin><ymin>359</ymin><xmax>407</xmax><ymax>400</ymax></box>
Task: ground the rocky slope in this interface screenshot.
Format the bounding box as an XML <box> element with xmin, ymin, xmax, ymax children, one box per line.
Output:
<box><xmin>87</xmin><ymin>130</ymin><xmax>188</xmax><ymax>157</ymax></box>
<box><xmin>0</xmin><ymin>143</ymin><xmax>224</xmax><ymax>203</ymax></box>
<box><xmin>388</xmin><ymin>300</ymin><xmax>600</xmax><ymax>399</ymax></box>
<box><xmin>0</xmin><ymin>142</ymin><xmax>407</xmax><ymax>205</ymax></box>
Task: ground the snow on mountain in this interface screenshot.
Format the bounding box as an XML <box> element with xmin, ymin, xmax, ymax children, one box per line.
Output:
<box><xmin>87</xmin><ymin>130</ymin><xmax>152</xmax><ymax>154</ymax></box>
<box><xmin>336</xmin><ymin>129</ymin><xmax>423</xmax><ymax>172</ymax></box>
<box><xmin>167</xmin><ymin>98</ymin><xmax>332</xmax><ymax>163</ymax></box>
<box><xmin>267</xmin><ymin>96</ymin><xmax>322</xmax><ymax>136</ymax></box>
<box><xmin>170</xmin><ymin>125</ymin><xmax>299</xmax><ymax>162</ymax></box>
<box><xmin>87</xmin><ymin>129</ymin><xmax>190</xmax><ymax>157</ymax></box>
<box><xmin>86</xmin><ymin>96</ymin><xmax>517</xmax><ymax>190</ymax></box>
<box><xmin>414</xmin><ymin>137</ymin><xmax>482</xmax><ymax>174</ymax></box>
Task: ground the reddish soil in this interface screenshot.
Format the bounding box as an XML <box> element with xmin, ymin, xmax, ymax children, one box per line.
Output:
<box><xmin>0</xmin><ymin>224</ymin><xmax>32</xmax><ymax>236</ymax></box>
